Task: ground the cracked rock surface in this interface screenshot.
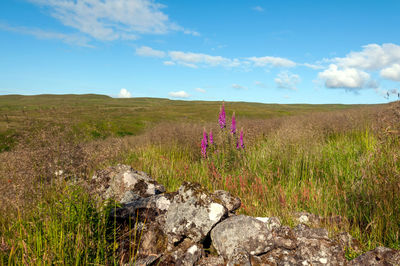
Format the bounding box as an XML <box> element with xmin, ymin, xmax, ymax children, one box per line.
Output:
<box><xmin>91</xmin><ymin>164</ymin><xmax>165</xmax><ymax>201</ymax></box>
<box><xmin>163</xmin><ymin>182</ymin><xmax>227</xmax><ymax>245</ymax></box>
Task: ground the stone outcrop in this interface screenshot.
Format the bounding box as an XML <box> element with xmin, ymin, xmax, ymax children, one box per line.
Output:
<box><xmin>163</xmin><ymin>182</ymin><xmax>227</xmax><ymax>245</ymax></box>
<box><xmin>93</xmin><ymin>165</ymin><xmax>400</xmax><ymax>266</ymax></box>
<box><xmin>210</xmin><ymin>215</ymin><xmax>277</xmax><ymax>259</ymax></box>
<box><xmin>91</xmin><ymin>164</ymin><xmax>165</xmax><ymax>201</ymax></box>
<box><xmin>349</xmin><ymin>246</ymin><xmax>400</xmax><ymax>265</ymax></box>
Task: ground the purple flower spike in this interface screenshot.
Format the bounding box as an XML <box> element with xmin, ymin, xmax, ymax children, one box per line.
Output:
<box><xmin>231</xmin><ymin>112</ymin><xmax>236</xmax><ymax>134</ymax></box>
<box><xmin>239</xmin><ymin>128</ymin><xmax>245</xmax><ymax>149</ymax></box>
<box><xmin>209</xmin><ymin>129</ymin><xmax>214</xmax><ymax>145</ymax></box>
<box><xmin>201</xmin><ymin>136</ymin><xmax>207</xmax><ymax>158</ymax></box>
<box><xmin>218</xmin><ymin>102</ymin><xmax>226</xmax><ymax>129</ymax></box>
<box><xmin>203</xmin><ymin>128</ymin><xmax>208</xmax><ymax>147</ymax></box>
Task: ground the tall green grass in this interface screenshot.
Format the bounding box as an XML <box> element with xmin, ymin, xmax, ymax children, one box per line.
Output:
<box><xmin>125</xmin><ymin>129</ymin><xmax>400</xmax><ymax>252</ymax></box>
<box><xmin>0</xmin><ymin>184</ymin><xmax>123</xmax><ymax>265</ymax></box>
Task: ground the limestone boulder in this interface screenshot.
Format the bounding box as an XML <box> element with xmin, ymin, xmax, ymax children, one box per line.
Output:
<box><xmin>210</xmin><ymin>215</ymin><xmax>279</xmax><ymax>260</ymax></box>
<box><xmin>163</xmin><ymin>182</ymin><xmax>227</xmax><ymax>245</ymax></box>
<box><xmin>91</xmin><ymin>164</ymin><xmax>165</xmax><ymax>201</ymax></box>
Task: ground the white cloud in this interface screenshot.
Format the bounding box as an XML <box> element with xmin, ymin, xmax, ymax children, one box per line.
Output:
<box><xmin>136</xmin><ymin>46</ymin><xmax>166</xmax><ymax>57</ymax></box>
<box><xmin>274</xmin><ymin>71</ymin><xmax>300</xmax><ymax>90</ymax></box>
<box><xmin>380</xmin><ymin>64</ymin><xmax>400</xmax><ymax>81</ymax></box>
<box><xmin>303</xmin><ymin>63</ymin><xmax>324</xmax><ymax>70</ymax></box>
<box><xmin>168</xmin><ymin>90</ymin><xmax>190</xmax><ymax>98</ymax></box>
<box><xmin>0</xmin><ymin>23</ymin><xmax>91</xmax><ymax>47</ymax></box>
<box><xmin>316</xmin><ymin>43</ymin><xmax>400</xmax><ymax>90</ymax></box>
<box><xmin>195</xmin><ymin>88</ymin><xmax>206</xmax><ymax>93</ymax></box>
<box><xmin>168</xmin><ymin>51</ymin><xmax>240</xmax><ymax>68</ymax></box>
<box><xmin>253</xmin><ymin>6</ymin><xmax>264</xmax><ymax>12</ymax></box>
<box><xmin>247</xmin><ymin>56</ymin><xmax>296</xmax><ymax>67</ymax></box>
<box><xmin>29</xmin><ymin>0</ymin><xmax>197</xmax><ymax>41</ymax></box>
<box><xmin>318</xmin><ymin>64</ymin><xmax>374</xmax><ymax>89</ymax></box>
<box><xmin>332</xmin><ymin>43</ymin><xmax>400</xmax><ymax>71</ymax></box>
<box><xmin>232</xmin><ymin>84</ymin><xmax>247</xmax><ymax>90</ymax></box>
<box><xmin>163</xmin><ymin>61</ymin><xmax>175</xmax><ymax>66</ymax></box>
<box><xmin>118</xmin><ymin>88</ymin><xmax>132</xmax><ymax>98</ymax></box>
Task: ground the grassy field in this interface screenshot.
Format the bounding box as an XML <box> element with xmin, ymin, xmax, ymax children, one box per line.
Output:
<box><xmin>0</xmin><ymin>94</ymin><xmax>399</xmax><ymax>264</ymax></box>
<box><xmin>0</xmin><ymin>94</ymin><xmax>357</xmax><ymax>151</ymax></box>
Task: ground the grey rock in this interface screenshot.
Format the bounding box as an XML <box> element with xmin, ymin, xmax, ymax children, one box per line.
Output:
<box><xmin>293</xmin><ymin>212</ymin><xmax>345</xmax><ymax>228</ymax></box>
<box><xmin>293</xmin><ymin>224</ymin><xmax>346</xmax><ymax>265</ymax></box>
<box><xmin>91</xmin><ymin>164</ymin><xmax>165</xmax><ymax>201</ymax></box>
<box><xmin>114</xmin><ymin>193</ymin><xmax>174</xmax><ymax>224</ymax></box>
<box><xmin>163</xmin><ymin>182</ymin><xmax>227</xmax><ymax>244</ymax></box>
<box><xmin>258</xmin><ymin>248</ymin><xmax>299</xmax><ymax>265</ymax></box>
<box><xmin>197</xmin><ymin>256</ymin><xmax>225</xmax><ymax>266</ymax></box>
<box><xmin>349</xmin><ymin>246</ymin><xmax>400</xmax><ymax>265</ymax></box>
<box><xmin>227</xmin><ymin>247</ymin><xmax>251</xmax><ymax>266</ymax></box>
<box><xmin>257</xmin><ymin>224</ymin><xmax>346</xmax><ymax>265</ymax></box>
<box><xmin>180</xmin><ymin>244</ymin><xmax>204</xmax><ymax>266</ymax></box>
<box><xmin>255</xmin><ymin>216</ymin><xmax>282</xmax><ymax>230</ymax></box>
<box><xmin>210</xmin><ymin>215</ymin><xmax>277</xmax><ymax>260</ymax></box>
<box><xmin>159</xmin><ymin>239</ymin><xmax>204</xmax><ymax>266</ymax></box>
<box><xmin>273</xmin><ymin>226</ymin><xmax>297</xmax><ymax>250</ymax></box>
<box><xmin>294</xmin><ymin>223</ymin><xmax>330</xmax><ymax>240</ymax></box>
<box><xmin>334</xmin><ymin>232</ymin><xmax>361</xmax><ymax>253</ymax></box>
<box><xmin>212</xmin><ymin>190</ymin><xmax>241</xmax><ymax>213</ymax></box>
<box><xmin>120</xmin><ymin>191</ymin><xmax>142</xmax><ymax>204</ymax></box>
<box><xmin>127</xmin><ymin>254</ymin><xmax>160</xmax><ymax>266</ymax></box>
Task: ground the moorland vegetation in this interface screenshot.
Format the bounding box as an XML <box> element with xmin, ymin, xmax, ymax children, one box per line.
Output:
<box><xmin>0</xmin><ymin>94</ymin><xmax>399</xmax><ymax>264</ymax></box>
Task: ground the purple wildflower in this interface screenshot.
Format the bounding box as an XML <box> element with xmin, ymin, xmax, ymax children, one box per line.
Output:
<box><xmin>231</xmin><ymin>112</ymin><xmax>236</xmax><ymax>134</ymax></box>
<box><xmin>218</xmin><ymin>102</ymin><xmax>226</xmax><ymax>129</ymax></box>
<box><xmin>201</xmin><ymin>136</ymin><xmax>207</xmax><ymax>158</ymax></box>
<box><xmin>239</xmin><ymin>128</ymin><xmax>245</xmax><ymax>149</ymax></box>
<box><xmin>203</xmin><ymin>128</ymin><xmax>208</xmax><ymax>147</ymax></box>
<box><xmin>209</xmin><ymin>129</ymin><xmax>214</xmax><ymax>145</ymax></box>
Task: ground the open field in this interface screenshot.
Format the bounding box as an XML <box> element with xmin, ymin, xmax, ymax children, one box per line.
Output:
<box><xmin>0</xmin><ymin>94</ymin><xmax>358</xmax><ymax>152</ymax></box>
<box><xmin>0</xmin><ymin>94</ymin><xmax>399</xmax><ymax>264</ymax></box>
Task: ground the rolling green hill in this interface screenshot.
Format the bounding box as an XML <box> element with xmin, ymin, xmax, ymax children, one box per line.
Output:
<box><xmin>0</xmin><ymin>94</ymin><xmax>362</xmax><ymax>151</ymax></box>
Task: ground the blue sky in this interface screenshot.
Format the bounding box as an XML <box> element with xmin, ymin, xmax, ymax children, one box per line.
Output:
<box><xmin>1</xmin><ymin>0</ymin><xmax>400</xmax><ymax>104</ymax></box>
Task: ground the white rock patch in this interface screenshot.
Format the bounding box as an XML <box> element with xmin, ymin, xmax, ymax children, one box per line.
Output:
<box><xmin>146</xmin><ymin>183</ymin><xmax>155</xmax><ymax>195</ymax></box>
<box><xmin>319</xmin><ymin>258</ymin><xmax>328</xmax><ymax>264</ymax></box>
<box><xmin>123</xmin><ymin>172</ymin><xmax>137</xmax><ymax>187</ymax></box>
<box><xmin>299</xmin><ymin>215</ymin><xmax>309</xmax><ymax>223</ymax></box>
<box><xmin>208</xmin><ymin>203</ymin><xmax>225</xmax><ymax>222</ymax></box>
<box><xmin>156</xmin><ymin>196</ymin><xmax>171</xmax><ymax>211</ymax></box>
<box><xmin>256</xmin><ymin>217</ymin><xmax>271</xmax><ymax>223</ymax></box>
<box><xmin>187</xmin><ymin>245</ymin><xmax>198</xmax><ymax>255</ymax></box>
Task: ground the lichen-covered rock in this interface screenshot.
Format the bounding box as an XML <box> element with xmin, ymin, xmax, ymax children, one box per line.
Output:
<box><xmin>293</xmin><ymin>224</ymin><xmax>346</xmax><ymax>265</ymax></box>
<box><xmin>197</xmin><ymin>256</ymin><xmax>225</xmax><ymax>266</ymax></box>
<box><xmin>273</xmin><ymin>226</ymin><xmax>297</xmax><ymax>250</ymax></box>
<box><xmin>210</xmin><ymin>215</ymin><xmax>278</xmax><ymax>260</ymax></box>
<box><xmin>163</xmin><ymin>182</ymin><xmax>227</xmax><ymax>244</ymax></box>
<box><xmin>349</xmin><ymin>246</ymin><xmax>400</xmax><ymax>265</ymax></box>
<box><xmin>256</xmin><ymin>224</ymin><xmax>345</xmax><ymax>265</ymax></box>
<box><xmin>227</xmin><ymin>247</ymin><xmax>251</xmax><ymax>266</ymax></box>
<box><xmin>125</xmin><ymin>254</ymin><xmax>160</xmax><ymax>266</ymax></box>
<box><xmin>255</xmin><ymin>216</ymin><xmax>282</xmax><ymax>230</ymax></box>
<box><xmin>138</xmin><ymin>223</ymin><xmax>168</xmax><ymax>257</ymax></box>
<box><xmin>293</xmin><ymin>212</ymin><xmax>345</xmax><ymax>228</ymax></box>
<box><xmin>212</xmin><ymin>190</ymin><xmax>241</xmax><ymax>213</ymax></box>
<box><xmin>158</xmin><ymin>239</ymin><xmax>204</xmax><ymax>266</ymax></box>
<box><xmin>91</xmin><ymin>164</ymin><xmax>165</xmax><ymax>201</ymax></box>
<box><xmin>334</xmin><ymin>232</ymin><xmax>361</xmax><ymax>253</ymax></box>
<box><xmin>113</xmin><ymin>193</ymin><xmax>174</xmax><ymax>224</ymax></box>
